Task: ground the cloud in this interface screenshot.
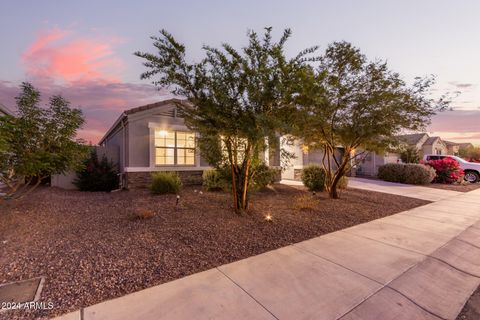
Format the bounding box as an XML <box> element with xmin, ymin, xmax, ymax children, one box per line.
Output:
<box><xmin>429</xmin><ymin>109</ymin><xmax>480</xmax><ymax>133</ymax></box>
<box><xmin>428</xmin><ymin>110</ymin><xmax>480</xmax><ymax>146</ymax></box>
<box><xmin>448</xmin><ymin>81</ymin><xmax>475</xmax><ymax>89</ymax></box>
<box><xmin>22</xmin><ymin>28</ymin><xmax>124</xmax><ymax>83</ymax></box>
<box><xmin>0</xmin><ymin>27</ymin><xmax>179</xmax><ymax>144</ymax></box>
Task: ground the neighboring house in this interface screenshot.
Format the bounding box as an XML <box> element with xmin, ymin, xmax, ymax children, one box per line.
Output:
<box><xmin>397</xmin><ymin>133</ymin><xmax>449</xmax><ymax>157</ymax></box>
<box><xmin>0</xmin><ymin>103</ymin><xmax>14</xmax><ymax>116</ymax></box>
<box><xmin>444</xmin><ymin>140</ymin><xmax>464</xmax><ymax>156</ymax></box>
<box><xmin>358</xmin><ymin>133</ymin><xmax>467</xmax><ymax>176</ymax></box>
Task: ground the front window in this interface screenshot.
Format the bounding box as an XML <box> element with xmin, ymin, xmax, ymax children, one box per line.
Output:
<box><xmin>155</xmin><ymin>130</ymin><xmax>195</xmax><ymax>165</ymax></box>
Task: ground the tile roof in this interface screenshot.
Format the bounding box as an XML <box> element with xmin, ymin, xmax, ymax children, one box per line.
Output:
<box><xmin>397</xmin><ymin>133</ymin><xmax>428</xmax><ymax>145</ymax></box>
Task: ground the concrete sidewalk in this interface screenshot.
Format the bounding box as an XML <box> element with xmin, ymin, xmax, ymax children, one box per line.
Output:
<box><xmin>55</xmin><ymin>189</ymin><xmax>480</xmax><ymax>320</ymax></box>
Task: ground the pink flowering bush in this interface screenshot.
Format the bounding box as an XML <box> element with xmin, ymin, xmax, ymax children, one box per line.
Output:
<box><xmin>423</xmin><ymin>158</ymin><xmax>464</xmax><ymax>184</ymax></box>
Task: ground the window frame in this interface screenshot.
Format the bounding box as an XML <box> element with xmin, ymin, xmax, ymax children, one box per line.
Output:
<box><xmin>154</xmin><ymin>130</ymin><xmax>196</xmax><ymax>166</ymax></box>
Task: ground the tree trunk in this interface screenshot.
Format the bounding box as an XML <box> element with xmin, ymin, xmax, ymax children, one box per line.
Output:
<box><xmin>14</xmin><ymin>177</ymin><xmax>43</xmax><ymax>200</ymax></box>
<box><xmin>241</xmin><ymin>159</ymin><xmax>250</xmax><ymax>210</ymax></box>
<box><xmin>327</xmin><ymin>153</ymin><xmax>350</xmax><ymax>199</ymax></box>
<box><xmin>230</xmin><ymin>163</ymin><xmax>240</xmax><ymax>214</ymax></box>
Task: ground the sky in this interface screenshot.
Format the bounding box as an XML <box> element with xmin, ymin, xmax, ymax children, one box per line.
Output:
<box><xmin>0</xmin><ymin>0</ymin><xmax>479</xmax><ymax>145</ymax></box>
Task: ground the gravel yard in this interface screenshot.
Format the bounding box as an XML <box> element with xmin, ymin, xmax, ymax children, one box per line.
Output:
<box><xmin>0</xmin><ymin>184</ymin><xmax>429</xmax><ymax>319</ymax></box>
<box><xmin>457</xmin><ymin>285</ymin><xmax>480</xmax><ymax>320</ymax></box>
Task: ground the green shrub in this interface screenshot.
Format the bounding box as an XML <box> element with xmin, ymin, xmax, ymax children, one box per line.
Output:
<box><xmin>337</xmin><ymin>175</ymin><xmax>349</xmax><ymax>189</ymax></box>
<box><xmin>251</xmin><ymin>163</ymin><xmax>277</xmax><ymax>190</ymax></box>
<box><xmin>404</xmin><ymin>164</ymin><xmax>436</xmax><ymax>185</ymax></box>
<box><xmin>202</xmin><ymin>169</ymin><xmax>228</xmax><ymax>191</ymax></box>
<box><xmin>74</xmin><ymin>149</ymin><xmax>119</xmax><ymax>192</ymax></box>
<box><xmin>377</xmin><ymin>163</ymin><xmax>406</xmax><ymax>183</ymax></box>
<box><xmin>150</xmin><ymin>172</ymin><xmax>182</xmax><ymax>194</ymax></box>
<box><xmin>301</xmin><ymin>165</ymin><xmax>326</xmax><ymax>191</ymax></box>
<box><xmin>378</xmin><ymin>163</ymin><xmax>435</xmax><ymax>185</ymax></box>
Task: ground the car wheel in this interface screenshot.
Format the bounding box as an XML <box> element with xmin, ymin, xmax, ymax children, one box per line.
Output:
<box><xmin>464</xmin><ymin>171</ymin><xmax>480</xmax><ymax>183</ymax></box>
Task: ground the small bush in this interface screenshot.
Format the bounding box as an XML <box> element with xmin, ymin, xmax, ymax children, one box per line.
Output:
<box><xmin>150</xmin><ymin>172</ymin><xmax>182</xmax><ymax>194</ymax></box>
<box><xmin>251</xmin><ymin>163</ymin><xmax>277</xmax><ymax>190</ymax></box>
<box><xmin>292</xmin><ymin>194</ymin><xmax>318</xmax><ymax>211</ymax></box>
<box><xmin>377</xmin><ymin>163</ymin><xmax>406</xmax><ymax>183</ymax></box>
<box><xmin>134</xmin><ymin>208</ymin><xmax>155</xmax><ymax>219</ymax></box>
<box><xmin>337</xmin><ymin>175</ymin><xmax>349</xmax><ymax>189</ymax></box>
<box><xmin>74</xmin><ymin>149</ymin><xmax>119</xmax><ymax>192</ymax></box>
<box><xmin>378</xmin><ymin>163</ymin><xmax>436</xmax><ymax>185</ymax></box>
<box><xmin>424</xmin><ymin>158</ymin><xmax>464</xmax><ymax>184</ymax></box>
<box><xmin>404</xmin><ymin>164</ymin><xmax>436</xmax><ymax>185</ymax></box>
<box><xmin>202</xmin><ymin>169</ymin><xmax>228</xmax><ymax>191</ymax></box>
<box><xmin>301</xmin><ymin>165</ymin><xmax>326</xmax><ymax>191</ymax></box>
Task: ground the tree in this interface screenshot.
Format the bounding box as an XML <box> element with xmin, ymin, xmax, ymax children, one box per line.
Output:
<box><xmin>74</xmin><ymin>149</ymin><xmax>119</xmax><ymax>192</ymax></box>
<box><xmin>294</xmin><ymin>42</ymin><xmax>449</xmax><ymax>198</ymax></box>
<box><xmin>135</xmin><ymin>28</ymin><xmax>315</xmax><ymax>212</ymax></box>
<box><xmin>400</xmin><ymin>146</ymin><xmax>421</xmax><ymax>163</ymax></box>
<box><xmin>459</xmin><ymin>145</ymin><xmax>480</xmax><ymax>162</ymax></box>
<box><xmin>0</xmin><ymin>83</ymin><xmax>87</xmax><ymax>200</ymax></box>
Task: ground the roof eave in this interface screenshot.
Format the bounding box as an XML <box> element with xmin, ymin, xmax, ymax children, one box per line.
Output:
<box><xmin>98</xmin><ymin>112</ymin><xmax>127</xmax><ymax>145</ymax></box>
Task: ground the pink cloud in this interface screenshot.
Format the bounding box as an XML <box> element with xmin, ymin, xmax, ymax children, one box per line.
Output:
<box><xmin>0</xmin><ymin>27</ymin><xmax>180</xmax><ymax>144</ymax></box>
<box><xmin>428</xmin><ymin>110</ymin><xmax>480</xmax><ymax>133</ymax></box>
<box><xmin>22</xmin><ymin>28</ymin><xmax>123</xmax><ymax>83</ymax></box>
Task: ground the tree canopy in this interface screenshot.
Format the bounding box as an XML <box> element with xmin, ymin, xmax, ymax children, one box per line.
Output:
<box><xmin>293</xmin><ymin>41</ymin><xmax>449</xmax><ymax>198</ymax></box>
<box><xmin>0</xmin><ymin>82</ymin><xmax>87</xmax><ymax>200</ymax></box>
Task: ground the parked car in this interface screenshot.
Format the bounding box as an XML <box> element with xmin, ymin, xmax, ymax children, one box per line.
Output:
<box><xmin>423</xmin><ymin>154</ymin><xmax>480</xmax><ymax>183</ymax></box>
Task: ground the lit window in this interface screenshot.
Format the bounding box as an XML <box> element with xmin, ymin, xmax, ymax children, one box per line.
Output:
<box><xmin>155</xmin><ymin>130</ymin><xmax>195</xmax><ymax>165</ymax></box>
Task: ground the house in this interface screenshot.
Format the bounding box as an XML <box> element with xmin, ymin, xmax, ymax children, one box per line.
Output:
<box><xmin>0</xmin><ymin>103</ymin><xmax>13</xmax><ymax>116</ymax></box>
<box><xmin>99</xmin><ymin>99</ymin><xmax>345</xmax><ymax>188</ymax></box>
<box><xmin>397</xmin><ymin>133</ymin><xmax>450</xmax><ymax>157</ymax></box>
<box><xmin>357</xmin><ymin>133</ymin><xmax>466</xmax><ymax>176</ymax></box>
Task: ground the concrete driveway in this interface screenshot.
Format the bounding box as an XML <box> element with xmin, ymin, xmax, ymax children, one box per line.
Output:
<box><xmin>281</xmin><ymin>177</ymin><xmax>463</xmax><ymax>202</ymax></box>
<box><xmin>53</xmin><ymin>188</ymin><xmax>480</xmax><ymax>320</ymax></box>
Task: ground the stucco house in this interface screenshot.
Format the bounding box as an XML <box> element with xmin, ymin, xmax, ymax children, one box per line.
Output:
<box><xmin>99</xmin><ymin>99</ymin><xmax>345</xmax><ymax>188</ymax></box>
<box><xmin>99</xmin><ymin>99</ymin><xmax>212</xmax><ymax>188</ymax></box>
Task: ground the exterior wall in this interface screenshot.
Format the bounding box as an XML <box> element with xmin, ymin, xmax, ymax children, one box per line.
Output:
<box><xmin>280</xmin><ymin>138</ymin><xmax>304</xmax><ymax>180</ymax></box>
<box><xmin>357</xmin><ymin>151</ymin><xmax>400</xmax><ymax>176</ymax></box>
<box><xmin>51</xmin><ymin>145</ymin><xmax>120</xmax><ymax>189</ymax></box>
<box><xmin>422</xmin><ymin>139</ymin><xmax>448</xmax><ymax>156</ymax></box>
<box><xmin>447</xmin><ymin>145</ymin><xmax>460</xmax><ymax>155</ymax></box>
<box><xmin>280</xmin><ymin>138</ymin><xmax>345</xmax><ymax>180</ymax></box>
<box><xmin>103</xmin><ymin>123</ymin><xmax>125</xmax><ymax>172</ymax></box>
<box><xmin>51</xmin><ymin>171</ymin><xmax>78</xmax><ymax>190</ymax></box>
<box><xmin>126</xmin><ymin>171</ymin><xmax>204</xmax><ymax>189</ymax></box>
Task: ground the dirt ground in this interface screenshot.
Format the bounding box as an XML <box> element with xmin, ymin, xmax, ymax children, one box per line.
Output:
<box><xmin>0</xmin><ymin>184</ymin><xmax>429</xmax><ymax>319</ymax></box>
